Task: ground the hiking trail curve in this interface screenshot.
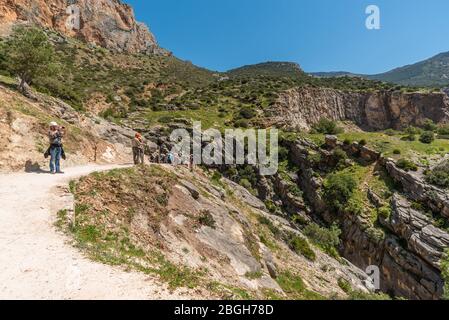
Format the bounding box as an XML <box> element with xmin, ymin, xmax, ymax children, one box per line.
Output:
<box><xmin>0</xmin><ymin>164</ymin><xmax>196</xmax><ymax>300</ymax></box>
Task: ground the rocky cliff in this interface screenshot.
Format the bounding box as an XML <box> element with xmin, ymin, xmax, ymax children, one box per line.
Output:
<box><xmin>267</xmin><ymin>86</ymin><xmax>449</xmax><ymax>131</ymax></box>
<box><xmin>0</xmin><ymin>0</ymin><xmax>166</xmax><ymax>55</ymax></box>
<box><xmin>281</xmin><ymin>137</ymin><xmax>449</xmax><ymax>299</ymax></box>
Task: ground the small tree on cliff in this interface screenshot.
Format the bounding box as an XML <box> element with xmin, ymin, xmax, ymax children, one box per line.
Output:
<box><xmin>3</xmin><ymin>26</ymin><xmax>56</xmax><ymax>92</ymax></box>
<box><xmin>323</xmin><ymin>171</ymin><xmax>357</xmax><ymax>212</ymax></box>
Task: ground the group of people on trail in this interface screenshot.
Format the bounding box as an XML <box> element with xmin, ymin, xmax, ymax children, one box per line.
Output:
<box><xmin>132</xmin><ymin>132</ymin><xmax>194</xmax><ymax>171</ymax></box>
<box><xmin>43</xmin><ymin>121</ymin><xmax>195</xmax><ymax>173</ymax></box>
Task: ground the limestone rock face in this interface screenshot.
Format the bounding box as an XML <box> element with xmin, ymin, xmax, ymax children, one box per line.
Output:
<box><xmin>385</xmin><ymin>195</ymin><xmax>449</xmax><ymax>269</ymax></box>
<box><xmin>385</xmin><ymin>159</ymin><xmax>449</xmax><ymax>219</ymax></box>
<box><xmin>286</xmin><ymin>138</ymin><xmax>448</xmax><ymax>300</ymax></box>
<box><xmin>267</xmin><ymin>87</ymin><xmax>449</xmax><ymax>131</ymax></box>
<box><xmin>0</xmin><ymin>0</ymin><xmax>167</xmax><ymax>55</ymax></box>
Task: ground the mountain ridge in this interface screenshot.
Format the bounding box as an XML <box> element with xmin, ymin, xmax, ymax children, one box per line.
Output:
<box><xmin>311</xmin><ymin>51</ymin><xmax>449</xmax><ymax>87</ymax></box>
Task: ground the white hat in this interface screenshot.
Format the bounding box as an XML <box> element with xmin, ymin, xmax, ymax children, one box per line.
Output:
<box><xmin>50</xmin><ymin>121</ymin><xmax>58</xmax><ymax>127</ymax></box>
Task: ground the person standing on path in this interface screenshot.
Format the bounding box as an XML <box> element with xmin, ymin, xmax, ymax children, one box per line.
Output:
<box><xmin>48</xmin><ymin>122</ymin><xmax>65</xmax><ymax>174</ymax></box>
<box><xmin>132</xmin><ymin>133</ymin><xmax>145</xmax><ymax>165</ymax></box>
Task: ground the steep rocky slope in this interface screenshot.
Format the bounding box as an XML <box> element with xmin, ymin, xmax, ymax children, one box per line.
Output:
<box><xmin>0</xmin><ymin>0</ymin><xmax>166</xmax><ymax>55</ymax></box>
<box><xmin>266</xmin><ymin>86</ymin><xmax>449</xmax><ymax>131</ymax></box>
<box><xmin>60</xmin><ymin>164</ymin><xmax>377</xmax><ymax>300</ymax></box>
<box><xmin>275</xmin><ymin>136</ymin><xmax>449</xmax><ymax>299</ymax></box>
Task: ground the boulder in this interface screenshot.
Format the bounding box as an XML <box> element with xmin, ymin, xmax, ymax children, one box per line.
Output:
<box><xmin>325</xmin><ymin>135</ymin><xmax>338</xmax><ymax>149</ymax></box>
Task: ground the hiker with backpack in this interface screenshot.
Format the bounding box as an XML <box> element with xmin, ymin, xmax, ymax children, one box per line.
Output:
<box><xmin>47</xmin><ymin>121</ymin><xmax>65</xmax><ymax>174</ymax></box>
<box><xmin>132</xmin><ymin>133</ymin><xmax>145</xmax><ymax>165</ymax></box>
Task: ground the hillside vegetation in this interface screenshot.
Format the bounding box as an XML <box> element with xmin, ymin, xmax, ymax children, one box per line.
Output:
<box><xmin>0</xmin><ymin>28</ymin><xmax>420</xmax><ymax>131</ymax></box>
<box><xmin>369</xmin><ymin>52</ymin><xmax>449</xmax><ymax>87</ymax></box>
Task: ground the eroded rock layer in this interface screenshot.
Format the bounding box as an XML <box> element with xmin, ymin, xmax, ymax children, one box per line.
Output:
<box><xmin>268</xmin><ymin>87</ymin><xmax>449</xmax><ymax>131</ymax></box>
<box><xmin>0</xmin><ymin>0</ymin><xmax>166</xmax><ymax>55</ymax></box>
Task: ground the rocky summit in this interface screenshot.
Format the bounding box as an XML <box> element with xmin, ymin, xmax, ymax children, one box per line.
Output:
<box><xmin>0</xmin><ymin>0</ymin><xmax>167</xmax><ymax>55</ymax></box>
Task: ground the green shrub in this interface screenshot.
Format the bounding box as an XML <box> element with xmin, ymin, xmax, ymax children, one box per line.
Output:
<box><xmin>402</xmin><ymin>134</ymin><xmax>416</xmax><ymax>142</ymax></box>
<box><xmin>338</xmin><ymin>278</ymin><xmax>352</xmax><ymax>293</ymax></box>
<box><xmin>396</xmin><ymin>159</ymin><xmax>418</xmax><ymax>172</ymax></box>
<box><xmin>234</xmin><ymin>119</ymin><xmax>249</xmax><ymax>128</ymax></box>
<box><xmin>276</xmin><ymin>271</ymin><xmax>323</xmax><ymax>300</ymax></box>
<box><xmin>239</xmin><ymin>178</ymin><xmax>252</xmax><ymax>189</ymax></box>
<box><xmin>358</xmin><ymin>139</ymin><xmax>367</xmax><ymax>146</ymax></box>
<box><xmin>345</xmin><ymin>196</ymin><xmax>364</xmax><ymax>216</ymax></box>
<box><xmin>425</xmin><ymin>161</ymin><xmax>449</xmax><ymax>189</ymax></box>
<box><xmin>303</xmin><ymin>223</ymin><xmax>341</xmax><ymax>258</ymax></box>
<box><xmin>420</xmin><ymin>131</ymin><xmax>435</xmax><ymax>144</ymax></box>
<box><xmin>437</xmin><ymin>134</ymin><xmax>449</xmax><ymax>140</ymax></box>
<box><xmin>323</xmin><ymin>172</ymin><xmax>357</xmax><ymax>211</ymax></box>
<box><xmin>308</xmin><ymin>152</ymin><xmax>322</xmax><ymax>165</ymax></box>
<box><xmin>437</xmin><ymin>124</ymin><xmax>449</xmax><ymax>136</ymax></box>
<box><xmin>278</xmin><ymin>146</ymin><xmax>290</xmax><ymax>162</ymax></box>
<box><xmin>343</xmin><ymin>138</ymin><xmax>352</xmax><ymax>146</ymax></box>
<box><xmin>404</xmin><ymin>126</ymin><xmax>422</xmax><ymax>135</ymax></box>
<box><xmin>100</xmin><ymin>107</ymin><xmax>115</xmax><ymax>119</ymax></box>
<box><xmin>158</xmin><ymin>115</ymin><xmax>174</xmax><ymax>124</ymax></box>
<box><xmin>288</xmin><ymin>184</ymin><xmax>303</xmax><ymax>197</ymax></box>
<box><xmin>288</xmin><ymin>234</ymin><xmax>316</xmax><ymax>261</ymax></box>
<box><xmin>423</xmin><ymin>119</ymin><xmax>437</xmax><ymax>132</ymax></box>
<box><xmin>239</xmin><ymin>106</ymin><xmax>256</xmax><ymax>119</ymax></box>
<box><xmin>442</xmin><ymin>250</ymin><xmax>449</xmax><ymax>300</ymax></box>
<box><xmin>333</xmin><ymin>148</ymin><xmax>348</xmax><ymax>163</ymax></box>
<box><xmin>258</xmin><ymin>215</ymin><xmax>281</xmax><ymax>238</ymax></box>
<box><xmin>384</xmin><ymin>129</ymin><xmax>396</xmax><ymax>136</ymax></box>
<box><xmin>2</xmin><ymin>26</ymin><xmax>58</xmax><ymax>92</ymax></box>
<box><xmin>312</xmin><ymin>118</ymin><xmax>343</xmax><ymax>135</ymax></box>
<box><xmin>378</xmin><ymin>205</ymin><xmax>392</xmax><ymax>220</ymax></box>
<box><xmin>197</xmin><ymin>211</ymin><xmax>216</xmax><ymax>229</ymax></box>
<box><xmin>393</xmin><ymin>149</ymin><xmax>401</xmax><ymax>155</ymax></box>
<box><xmin>264</xmin><ymin>200</ymin><xmax>277</xmax><ymax>213</ymax></box>
<box><xmin>348</xmin><ymin>291</ymin><xmax>391</xmax><ymax>300</ymax></box>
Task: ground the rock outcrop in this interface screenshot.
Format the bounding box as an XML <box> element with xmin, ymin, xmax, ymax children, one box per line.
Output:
<box><xmin>68</xmin><ymin>164</ymin><xmax>374</xmax><ymax>299</ymax></box>
<box><xmin>282</xmin><ymin>138</ymin><xmax>449</xmax><ymax>299</ymax></box>
<box><xmin>267</xmin><ymin>86</ymin><xmax>449</xmax><ymax>131</ymax></box>
<box><xmin>0</xmin><ymin>0</ymin><xmax>167</xmax><ymax>55</ymax></box>
<box><xmin>385</xmin><ymin>159</ymin><xmax>449</xmax><ymax>219</ymax></box>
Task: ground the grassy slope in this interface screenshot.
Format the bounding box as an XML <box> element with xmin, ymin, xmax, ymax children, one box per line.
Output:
<box><xmin>337</xmin><ymin>131</ymin><xmax>449</xmax><ymax>163</ymax></box>
<box><xmin>0</xmin><ymin>76</ymin><xmax>96</xmax><ymax>154</ymax></box>
<box><xmin>303</xmin><ymin>129</ymin><xmax>449</xmax><ymax>163</ymax></box>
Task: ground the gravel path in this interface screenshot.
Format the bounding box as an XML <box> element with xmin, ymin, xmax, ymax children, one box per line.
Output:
<box><xmin>0</xmin><ymin>164</ymin><xmax>194</xmax><ymax>300</ymax></box>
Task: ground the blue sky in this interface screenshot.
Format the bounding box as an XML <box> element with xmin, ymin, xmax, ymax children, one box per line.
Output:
<box><xmin>124</xmin><ymin>0</ymin><xmax>449</xmax><ymax>74</ymax></box>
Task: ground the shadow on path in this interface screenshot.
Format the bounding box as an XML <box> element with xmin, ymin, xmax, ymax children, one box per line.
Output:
<box><xmin>24</xmin><ymin>160</ymin><xmax>51</xmax><ymax>174</ymax></box>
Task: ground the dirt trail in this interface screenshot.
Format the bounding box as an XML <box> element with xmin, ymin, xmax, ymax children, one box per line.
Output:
<box><xmin>0</xmin><ymin>164</ymin><xmax>195</xmax><ymax>300</ymax></box>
